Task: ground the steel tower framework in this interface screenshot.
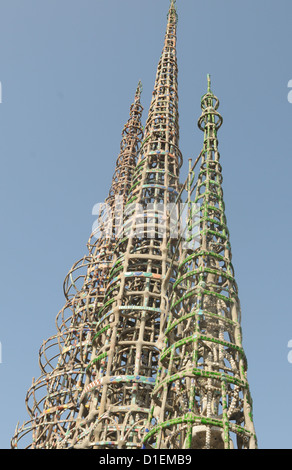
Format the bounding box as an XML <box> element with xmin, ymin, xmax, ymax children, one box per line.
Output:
<box><xmin>12</xmin><ymin>0</ymin><xmax>257</xmax><ymax>450</ymax></box>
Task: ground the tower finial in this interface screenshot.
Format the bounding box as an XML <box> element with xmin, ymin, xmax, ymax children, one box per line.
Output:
<box><xmin>135</xmin><ymin>80</ymin><xmax>143</xmax><ymax>101</ymax></box>
<box><xmin>207</xmin><ymin>73</ymin><xmax>211</xmax><ymax>93</ymax></box>
<box><xmin>137</xmin><ymin>80</ymin><xmax>143</xmax><ymax>95</ymax></box>
<box><xmin>168</xmin><ymin>0</ymin><xmax>178</xmax><ymax>23</ymax></box>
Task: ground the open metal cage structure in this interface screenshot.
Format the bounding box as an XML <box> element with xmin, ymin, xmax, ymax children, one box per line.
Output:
<box><xmin>11</xmin><ymin>83</ymin><xmax>144</xmax><ymax>449</ymax></box>
<box><xmin>12</xmin><ymin>0</ymin><xmax>257</xmax><ymax>450</ymax></box>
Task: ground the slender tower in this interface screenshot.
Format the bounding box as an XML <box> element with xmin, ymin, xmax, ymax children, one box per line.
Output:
<box><xmin>73</xmin><ymin>0</ymin><xmax>183</xmax><ymax>449</ymax></box>
<box><xmin>11</xmin><ymin>83</ymin><xmax>144</xmax><ymax>449</ymax></box>
<box><xmin>143</xmin><ymin>76</ymin><xmax>257</xmax><ymax>450</ymax></box>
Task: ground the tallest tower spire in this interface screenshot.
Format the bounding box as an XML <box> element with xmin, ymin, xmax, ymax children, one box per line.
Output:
<box><xmin>72</xmin><ymin>1</ymin><xmax>182</xmax><ymax>450</ymax></box>
<box><xmin>168</xmin><ymin>0</ymin><xmax>177</xmax><ymax>18</ymax></box>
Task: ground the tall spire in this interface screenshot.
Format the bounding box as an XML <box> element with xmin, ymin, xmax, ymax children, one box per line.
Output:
<box><xmin>11</xmin><ymin>83</ymin><xmax>144</xmax><ymax>449</ymax></box>
<box><xmin>143</xmin><ymin>78</ymin><xmax>257</xmax><ymax>449</ymax></box>
<box><xmin>72</xmin><ymin>2</ymin><xmax>182</xmax><ymax>450</ymax></box>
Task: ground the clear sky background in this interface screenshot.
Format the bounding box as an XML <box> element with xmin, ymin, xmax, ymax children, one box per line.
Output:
<box><xmin>0</xmin><ymin>0</ymin><xmax>291</xmax><ymax>449</ymax></box>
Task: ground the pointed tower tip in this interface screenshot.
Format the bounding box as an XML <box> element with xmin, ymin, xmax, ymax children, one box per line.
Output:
<box><xmin>168</xmin><ymin>0</ymin><xmax>178</xmax><ymax>23</ymax></box>
<box><xmin>170</xmin><ymin>0</ymin><xmax>177</xmax><ymax>12</ymax></box>
<box><xmin>135</xmin><ymin>80</ymin><xmax>143</xmax><ymax>101</ymax></box>
<box><xmin>137</xmin><ymin>80</ymin><xmax>143</xmax><ymax>93</ymax></box>
<box><xmin>207</xmin><ymin>74</ymin><xmax>211</xmax><ymax>93</ymax></box>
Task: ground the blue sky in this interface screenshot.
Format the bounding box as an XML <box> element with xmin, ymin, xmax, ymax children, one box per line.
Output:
<box><xmin>0</xmin><ymin>0</ymin><xmax>292</xmax><ymax>449</ymax></box>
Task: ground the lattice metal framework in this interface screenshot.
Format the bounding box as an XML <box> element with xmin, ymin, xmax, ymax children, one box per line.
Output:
<box><xmin>70</xmin><ymin>0</ymin><xmax>183</xmax><ymax>450</ymax></box>
<box><xmin>11</xmin><ymin>83</ymin><xmax>144</xmax><ymax>449</ymax></box>
<box><xmin>13</xmin><ymin>0</ymin><xmax>257</xmax><ymax>451</ymax></box>
<box><xmin>143</xmin><ymin>76</ymin><xmax>257</xmax><ymax>450</ymax></box>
